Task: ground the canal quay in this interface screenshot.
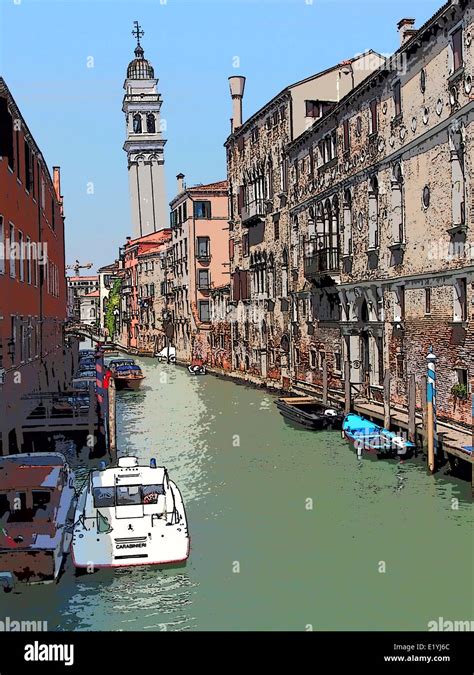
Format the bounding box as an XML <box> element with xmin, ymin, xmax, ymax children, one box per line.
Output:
<box><xmin>2</xmin><ymin>359</ymin><xmax>472</xmax><ymax>632</ymax></box>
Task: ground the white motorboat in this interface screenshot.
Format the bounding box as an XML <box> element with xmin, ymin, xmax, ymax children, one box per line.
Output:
<box><xmin>71</xmin><ymin>457</ymin><xmax>189</xmax><ymax>568</ymax></box>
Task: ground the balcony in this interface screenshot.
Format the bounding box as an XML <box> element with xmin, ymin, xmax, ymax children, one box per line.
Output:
<box><xmin>304</xmin><ymin>246</ymin><xmax>340</xmax><ymax>279</ymax></box>
<box><xmin>241</xmin><ymin>199</ymin><xmax>265</xmax><ymax>227</ymax></box>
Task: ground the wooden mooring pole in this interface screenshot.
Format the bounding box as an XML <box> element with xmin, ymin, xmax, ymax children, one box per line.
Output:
<box><xmin>108</xmin><ymin>377</ymin><xmax>117</xmax><ymax>457</ymax></box>
<box><xmin>322</xmin><ymin>356</ymin><xmax>328</xmax><ymax>406</ymax></box>
<box><xmin>383</xmin><ymin>370</ymin><xmax>391</xmax><ymax>430</ymax></box>
<box><xmin>344</xmin><ymin>360</ymin><xmax>351</xmax><ymax>415</ymax></box>
<box><xmin>408</xmin><ymin>373</ymin><xmax>416</xmax><ymax>443</ymax></box>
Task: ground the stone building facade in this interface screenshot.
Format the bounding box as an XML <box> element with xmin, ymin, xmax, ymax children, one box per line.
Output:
<box><xmin>287</xmin><ymin>1</ymin><xmax>473</xmax><ymax>427</ymax></box>
<box><xmin>225</xmin><ymin>53</ymin><xmax>385</xmax><ymax>389</ymax></box>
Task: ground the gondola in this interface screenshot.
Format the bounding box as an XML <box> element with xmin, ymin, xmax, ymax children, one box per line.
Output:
<box><xmin>275</xmin><ymin>396</ymin><xmax>343</xmax><ymax>430</ymax></box>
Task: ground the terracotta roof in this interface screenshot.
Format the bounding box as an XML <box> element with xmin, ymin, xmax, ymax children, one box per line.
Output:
<box><xmin>68</xmin><ymin>276</ymin><xmax>98</xmax><ymax>282</ymax></box>
<box><xmin>84</xmin><ymin>290</ymin><xmax>100</xmax><ymax>297</ymax></box>
<box><xmin>188</xmin><ymin>180</ymin><xmax>228</xmax><ymax>192</ymax></box>
<box><xmin>128</xmin><ymin>229</ymin><xmax>172</xmax><ymax>246</ymax></box>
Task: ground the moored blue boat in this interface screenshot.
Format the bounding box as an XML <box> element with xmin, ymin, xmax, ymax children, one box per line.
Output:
<box><xmin>342</xmin><ymin>413</ymin><xmax>415</xmax><ymax>458</ymax></box>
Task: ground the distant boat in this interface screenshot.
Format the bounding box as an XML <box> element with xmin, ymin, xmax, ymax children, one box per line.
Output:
<box><xmin>109</xmin><ymin>359</ymin><xmax>145</xmax><ymax>390</ymax></box>
<box><xmin>71</xmin><ymin>456</ymin><xmax>190</xmax><ymax>569</ymax></box>
<box><xmin>156</xmin><ymin>346</ymin><xmax>176</xmax><ymax>363</ymax></box>
<box><xmin>0</xmin><ymin>453</ymin><xmax>76</xmax><ymax>588</ymax></box>
<box><xmin>276</xmin><ymin>397</ymin><xmax>343</xmax><ymax>431</ymax></box>
<box><xmin>188</xmin><ymin>364</ymin><xmax>206</xmax><ymax>376</ymax></box>
<box><xmin>342</xmin><ymin>413</ymin><xmax>415</xmax><ymax>458</ymax></box>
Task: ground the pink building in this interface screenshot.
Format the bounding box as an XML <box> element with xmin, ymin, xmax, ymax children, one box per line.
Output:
<box><xmin>120</xmin><ymin>230</ymin><xmax>171</xmax><ymax>352</ymax></box>
<box><xmin>168</xmin><ymin>175</ymin><xmax>229</xmax><ymax>363</ymax></box>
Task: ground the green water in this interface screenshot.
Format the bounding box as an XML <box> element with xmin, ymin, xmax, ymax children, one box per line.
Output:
<box><xmin>3</xmin><ymin>358</ymin><xmax>473</xmax><ymax>630</ymax></box>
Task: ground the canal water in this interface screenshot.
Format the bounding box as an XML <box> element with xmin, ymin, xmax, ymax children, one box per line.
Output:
<box><xmin>3</xmin><ymin>358</ymin><xmax>473</xmax><ymax>631</ymax></box>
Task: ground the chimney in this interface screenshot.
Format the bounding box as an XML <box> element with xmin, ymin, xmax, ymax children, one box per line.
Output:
<box><xmin>398</xmin><ymin>18</ymin><xmax>417</xmax><ymax>46</ymax></box>
<box><xmin>176</xmin><ymin>173</ymin><xmax>185</xmax><ymax>193</ymax></box>
<box><xmin>53</xmin><ymin>166</ymin><xmax>61</xmax><ymax>201</ymax></box>
<box><xmin>52</xmin><ymin>166</ymin><xmax>64</xmax><ymax>215</ymax></box>
<box><xmin>228</xmin><ymin>76</ymin><xmax>246</xmax><ymax>132</ymax></box>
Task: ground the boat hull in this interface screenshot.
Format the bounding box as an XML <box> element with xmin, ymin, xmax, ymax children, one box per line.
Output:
<box><xmin>113</xmin><ymin>377</ymin><xmax>144</xmax><ymax>391</ymax></box>
<box><xmin>342</xmin><ymin>414</ymin><xmax>414</xmax><ymax>458</ymax></box>
<box><xmin>276</xmin><ymin>399</ymin><xmax>343</xmax><ymax>431</ymax></box>
<box><xmin>71</xmin><ymin>480</ymin><xmax>190</xmax><ymax>569</ymax></box>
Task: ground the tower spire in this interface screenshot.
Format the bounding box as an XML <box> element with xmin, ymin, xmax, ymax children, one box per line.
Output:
<box><xmin>132</xmin><ymin>21</ymin><xmax>145</xmax><ymax>57</ymax></box>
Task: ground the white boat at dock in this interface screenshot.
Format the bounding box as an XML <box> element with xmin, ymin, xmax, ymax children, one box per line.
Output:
<box><xmin>71</xmin><ymin>456</ymin><xmax>190</xmax><ymax>568</ymax></box>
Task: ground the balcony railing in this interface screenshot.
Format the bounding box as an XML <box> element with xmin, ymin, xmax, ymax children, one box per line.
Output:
<box><xmin>304</xmin><ymin>245</ymin><xmax>340</xmax><ymax>278</ymax></box>
<box><xmin>241</xmin><ymin>199</ymin><xmax>265</xmax><ymax>226</ymax></box>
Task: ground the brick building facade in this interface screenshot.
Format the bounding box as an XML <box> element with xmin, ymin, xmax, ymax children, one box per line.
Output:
<box><xmin>225</xmin><ymin>54</ymin><xmax>384</xmax><ymax>388</ymax></box>
<box><xmin>287</xmin><ymin>1</ymin><xmax>473</xmax><ymax>427</ymax></box>
<box><xmin>0</xmin><ymin>77</ymin><xmax>72</xmax><ymax>454</ymax></box>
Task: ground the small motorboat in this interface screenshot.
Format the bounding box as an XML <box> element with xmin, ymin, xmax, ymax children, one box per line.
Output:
<box><xmin>0</xmin><ymin>453</ymin><xmax>76</xmax><ymax>586</ymax></box>
<box><xmin>109</xmin><ymin>359</ymin><xmax>145</xmax><ymax>390</ymax></box>
<box><xmin>71</xmin><ymin>456</ymin><xmax>190</xmax><ymax>568</ymax></box>
<box><xmin>342</xmin><ymin>413</ymin><xmax>415</xmax><ymax>458</ymax></box>
<box><xmin>188</xmin><ymin>364</ymin><xmax>206</xmax><ymax>376</ymax></box>
<box><xmin>276</xmin><ymin>397</ymin><xmax>343</xmax><ymax>430</ymax></box>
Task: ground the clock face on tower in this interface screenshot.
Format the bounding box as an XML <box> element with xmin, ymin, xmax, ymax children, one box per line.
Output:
<box><xmin>123</xmin><ymin>24</ymin><xmax>168</xmax><ymax>238</ymax></box>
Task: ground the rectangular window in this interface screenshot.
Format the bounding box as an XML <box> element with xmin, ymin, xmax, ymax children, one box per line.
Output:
<box><xmin>0</xmin><ymin>97</ymin><xmax>14</xmax><ymax>171</ymax></box>
<box><xmin>305</xmin><ymin>100</ymin><xmax>320</xmax><ymax>118</ymax></box>
<box><xmin>456</xmin><ymin>367</ymin><xmax>468</xmax><ymax>388</ymax></box>
<box><xmin>394</xmin><ymin>286</ymin><xmax>405</xmax><ymax>322</ymax></box>
<box><xmin>0</xmin><ymin>216</ymin><xmax>4</xmax><ymax>275</ymax></box>
<box><xmin>343</xmin><ymin>119</ymin><xmax>350</xmax><ymax>153</ymax></box>
<box><xmin>9</xmin><ymin>223</ymin><xmax>15</xmax><ymax>278</ymax></box>
<box><xmin>334</xmin><ymin>351</ymin><xmax>342</xmax><ymax>373</ymax></box>
<box><xmin>198</xmin><ymin>269</ymin><xmax>210</xmax><ymax>289</ymax></box>
<box><xmin>183</xmin><ymin>201</ymin><xmax>187</xmax><ymax>222</ymax></box>
<box><xmin>196</xmin><ymin>237</ymin><xmax>210</xmax><ymax>259</ymax></box>
<box><xmin>194</xmin><ymin>201</ymin><xmax>211</xmax><ymax>219</ymax></box>
<box><xmin>18</xmin><ymin>230</ymin><xmax>24</xmax><ymax>281</ymax></box>
<box><xmin>229</xmin><ymin>238</ymin><xmax>234</xmax><ymax>260</ymax></box>
<box><xmin>453</xmin><ymin>277</ymin><xmax>467</xmax><ymax>322</ymax></box>
<box><xmin>242</xmin><ymin>232</ymin><xmax>249</xmax><ymax>257</ymax></box>
<box><xmin>15</xmin><ymin>130</ymin><xmax>20</xmax><ymax>180</ymax></box>
<box><xmin>425</xmin><ymin>287</ymin><xmax>431</xmax><ymax>315</ymax></box>
<box><xmin>274</xmin><ymin>219</ymin><xmax>280</xmax><ymax>240</ymax></box>
<box><xmin>452</xmin><ymin>27</ymin><xmax>463</xmax><ymax>72</ymax></box>
<box><xmin>198</xmin><ymin>300</ymin><xmax>210</xmax><ymax>322</ymax></box>
<box><xmin>369</xmin><ymin>100</ymin><xmax>378</xmax><ymax>135</ymax></box>
<box><xmin>24</xmin><ymin>139</ymin><xmax>32</xmax><ymax>192</ymax></box>
<box><xmin>310</xmin><ymin>349</ymin><xmax>317</xmax><ymax>369</ymax></box>
<box><xmin>393</xmin><ymin>81</ymin><xmax>402</xmax><ymax>118</ymax></box>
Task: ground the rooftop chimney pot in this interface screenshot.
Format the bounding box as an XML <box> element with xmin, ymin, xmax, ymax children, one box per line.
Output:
<box><xmin>176</xmin><ymin>173</ymin><xmax>185</xmax><ymax>193</ymax></box>
<box><xmin>398</xmin><ymin>18</ymin><xmax>417</xmax><ymax>46</ymax></box>
<box><xmin>228</xmin><ymin>76</ymin><xmax>246</xmax><ymax>131</ymax></box>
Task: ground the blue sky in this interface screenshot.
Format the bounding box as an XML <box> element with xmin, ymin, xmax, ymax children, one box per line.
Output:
<box><xmin>0</xmin><ymin>0</ymin><xmax>441</xmax><ymax>270</ymax></box>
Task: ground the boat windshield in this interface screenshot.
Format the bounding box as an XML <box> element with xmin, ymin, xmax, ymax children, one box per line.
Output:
<box><xmin>92</xmin><ymin>484</ymin><xmax>165</xmax><ymax>508</ymax></box>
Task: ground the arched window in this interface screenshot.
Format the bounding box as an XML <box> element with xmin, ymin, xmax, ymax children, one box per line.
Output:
<box><xmin>368</xmin><ymin>175</ymin><xmax>379</xmax><ymax>249</ymax></box>
<box><xmin>343</xmin><ymin>189</ymin><xmax>353</xmax><ymax>256</ymax></box>
<box><xmin>391</xmin><ymin>164</ymin><xmax>404</xmax><ymax>244</ymax></box>
<box><xmin>133</xmin><ymin>114</ymin><xmax>142</xmax><ymax>133</ymax></box>
<box><xmin>147</xmin><ymin>114</ymin><xmax>156</xmax><ymax>133</ymax></box>
<box><xmin>281</xmin><ymin>248</ymin><xmax>289</xmax><ymax>298</ymax></box>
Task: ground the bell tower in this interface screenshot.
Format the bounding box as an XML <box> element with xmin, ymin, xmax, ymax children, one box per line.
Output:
<box><xmin>123</xmin><ymin>22</ymin><xmax>167</xmax><ymax>237</ymax></box>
